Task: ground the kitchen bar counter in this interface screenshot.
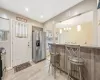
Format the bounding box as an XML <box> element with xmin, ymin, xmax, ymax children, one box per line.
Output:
<box><xmin>49</xmin><ymin>43</ymin><xmax>100</xmax><ymax>80</ymax></box>
<box><xmin>49</xmin><ymin>43</ymin><xmax>100</xmax><ymax>49</ymax></box>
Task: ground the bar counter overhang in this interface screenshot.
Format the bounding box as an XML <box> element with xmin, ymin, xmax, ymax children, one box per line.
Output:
<box><xmin>48</xmin><ymin>43</ymin><xmax>100</xmax><ymax>80</ymax></box>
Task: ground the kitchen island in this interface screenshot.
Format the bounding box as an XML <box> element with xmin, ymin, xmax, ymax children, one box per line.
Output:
<box><xmin>49</xmin><ymin>43</ymin><xmax>100</xmax><ymax>80</ymax></box>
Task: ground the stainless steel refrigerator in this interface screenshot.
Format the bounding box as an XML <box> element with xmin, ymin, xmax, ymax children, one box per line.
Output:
<box><xmin>32</xmin><ymin>31</ymin><xmax>46</xmax><ymax>63</ymax></box>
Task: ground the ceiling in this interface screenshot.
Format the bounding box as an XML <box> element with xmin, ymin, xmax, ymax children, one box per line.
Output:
<box><xmin>56</xmin><ymin>11</ymin><xmax>93</xmax><ymax>28</ymax></box>
<box><xmin>0</xmin><ymin>0</ymin><xmax>83</xmax><ymax>23</ymax></box>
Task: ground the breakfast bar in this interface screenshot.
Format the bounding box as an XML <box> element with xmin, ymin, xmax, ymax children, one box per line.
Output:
<box><xmin>49</xmin><ymin>43</ymin><xmax>100</xmax><ymax>80</ymax></box>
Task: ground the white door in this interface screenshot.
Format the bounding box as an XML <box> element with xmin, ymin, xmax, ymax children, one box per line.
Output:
<box><xmin>12</xmin><ymin>20</ymin><xmax>29</xmax><ymax>67</ymax></box>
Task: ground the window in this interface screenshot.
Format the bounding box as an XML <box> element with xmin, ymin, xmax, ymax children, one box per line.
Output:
<box><xmin>0</xmin><ymin>18</ymin><xmax>9</xmax><ymax>41</ymax></box>
<box><xmin>15</xmin><ymin>21</ymin><xmax>28</xmax><ymax>38</ymax></box>
<box><xmin>0</xmin><ymin>30</ymin><xmax>8</xmax><ymax>41</ymax></box>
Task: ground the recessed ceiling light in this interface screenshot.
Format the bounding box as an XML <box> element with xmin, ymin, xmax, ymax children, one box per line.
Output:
<box><xmin>25</xmin><ymin>8</ymin><xmax>29</xmax><ymax>12</ymax></box>
<box><xmin>40</xmin><ymin>15</ymin><xmax>43</xmax><ymax>18</ymax></box>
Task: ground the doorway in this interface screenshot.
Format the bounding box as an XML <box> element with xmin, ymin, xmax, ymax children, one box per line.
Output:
<box><xmin>12</xmin><ymin>20</ymin><xmax>29</xmax><ymax>67</ymax></box>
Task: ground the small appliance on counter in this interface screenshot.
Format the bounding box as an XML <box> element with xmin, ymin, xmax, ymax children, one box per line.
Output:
<box><xmin>0</xmin><ymin>47</ymin><xmax>6</xmax><ymax>80</ymax></box>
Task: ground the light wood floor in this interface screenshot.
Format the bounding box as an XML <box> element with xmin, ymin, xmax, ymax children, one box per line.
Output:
<box><xmin>4</xmin><ymin>60</ymin><xmax>68</xmax><ymax>80</ymax></box>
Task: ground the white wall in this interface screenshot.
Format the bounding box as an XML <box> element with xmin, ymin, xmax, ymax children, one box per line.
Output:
<box><xmin>56</xmin><ymin>11</ymin><xmax>94</xmax><ymax>45</ymax></box>
<box><xmin>0</xmin><ymin>8</ymin><xmax>43</xmax><ymax>27</ymax></box>
<box><xmin>0</xmin><ymin>8</ymin><xmax>43</xmax><ymax>69</ymax></box>
<box><xmin>44</xmin><ymin>0</ymin><xmax>97</xmax><ymax>45</ymax></box>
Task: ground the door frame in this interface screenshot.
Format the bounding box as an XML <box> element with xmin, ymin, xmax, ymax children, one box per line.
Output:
<box><xmin>11</xmin><ymin>19</ymin><xmax>31</xmax><ymax>67</ymax></box>
<box><xmin>10</xmin><ymin>19</ymin><xmax>13</xmax><ymax>68</ymax></box>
